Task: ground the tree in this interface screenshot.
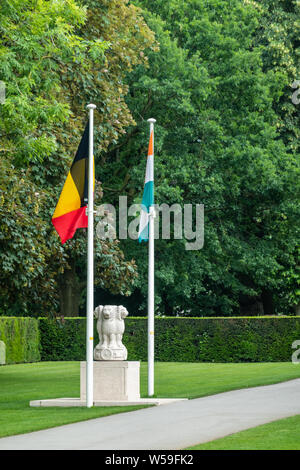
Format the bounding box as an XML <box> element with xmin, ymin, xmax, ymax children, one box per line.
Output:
<box><xmin>99</xmin><ymin>0</ymin><xmax>300</xmax><ymax>316</ymax></box>
<box><xmin>0</xmin><ymin>0</ymin><xmax>154</xmax><ymax>315</ymax></box>
<box><xmin>251</xmin><ymin>0</ymin><xmax>300</xmax><ymax>313</ymax></box>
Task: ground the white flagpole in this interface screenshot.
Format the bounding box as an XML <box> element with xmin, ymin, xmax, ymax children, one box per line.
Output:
<box><xmin>86</xmin><ymin>103</ymin><xmax>96</xmax><ymax>408</ymax></box>
<box><xmin>147</xmin><ymin>118</ymin><xmax>156</xmax><ymax>397</ymax></box>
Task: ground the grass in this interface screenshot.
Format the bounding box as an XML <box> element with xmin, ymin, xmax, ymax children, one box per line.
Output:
<box><xmin>186</xmin><ymin>415</ymin><xmax>300</xmax><ymax>450</ymax></box>
<box><xmin>0</xmin><ymin>361</ymin><xmax>299</xmax><ymax>438</ymax></box>
<box><xmin>140</xmin><ymin>361</ymin><xmax>300</xmax><ymax>398</ymax></box>
<box><xmin>0</xmin><ymin>361</ymin><xmax>148</xmax><ymax>438</ymax></box>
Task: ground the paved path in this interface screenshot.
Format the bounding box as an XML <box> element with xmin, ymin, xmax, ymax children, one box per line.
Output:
<box><xmin>0</xmin><ymin>379</ymin><xmax>299</xmax><ymax>450</ymax></box>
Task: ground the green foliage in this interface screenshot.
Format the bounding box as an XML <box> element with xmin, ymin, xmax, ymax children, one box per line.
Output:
<box><xmin>280</xmin><ymin>248</ymin><xmax>300</xmax><ymax>308</ymax></box>
<box><xmin>0</xmin><ymin>158</ymin><xmax>67</xmax><ymax>315</ymax></box>
<box><xmin>0</xmin><ymin>0</ymin><xmax>88</xmax><ymax>314</ymax></box>
<box><xmin>0</xmin><ymin>0</ymin><xmax>299</xmax><ymax>317</ymax></box>
<box><xmin>0</xmin><ymin>317</ymin><xmax>40</xmax><ymax>364</ymax></box>
<box><xmin>100</xmin><ymin>0</ymin><xmax>300</xmax><ymax>315</ymax></box>
<box><xmin>38</xmin><ymin>316</ymin><xmax>300</xmax><ymax>363</ymax></box>
<box><xmin>0</xmin><ymin>0</ymin><xmax>88</xmax><ymax>165</ymax></box>
<box><xmin>252</xmin><ymin>0</ymin><xmax>300</xmax><ymax>314</ymax></box>
<box><xmin>38</xmin><ymin>317</ymin><xmax>85</xmax><ymax>361</ymax></box>
<box><xmin>0</xmin><ymin>0</ymin><xmax>155</xmax><ymax>315</ymax></box>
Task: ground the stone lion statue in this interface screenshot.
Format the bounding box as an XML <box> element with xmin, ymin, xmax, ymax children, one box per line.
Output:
<box><xmin>94</xmin><ymin>305</ymin><xmax>129</xmax><ymax>361</ymax></box>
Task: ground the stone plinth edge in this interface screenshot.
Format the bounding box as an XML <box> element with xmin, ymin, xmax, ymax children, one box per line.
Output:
<box><xmin>30</xmin><ymin>397</ymin><xmax>188</xmax><ymax>407</ymax></box>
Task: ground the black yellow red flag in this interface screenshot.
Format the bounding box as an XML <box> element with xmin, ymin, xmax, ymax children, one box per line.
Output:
<box><xmin>52</xmin><ymin>122</ymin><xmax>93</xmax><ymax>244</ymax></box>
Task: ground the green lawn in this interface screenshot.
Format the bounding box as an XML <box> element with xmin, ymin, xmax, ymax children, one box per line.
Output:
<box><xmin>187</xmin><ymin>414</ymin><xmax>300</xmax><ymax>450</ymax></box>
<box><xmin>139</xmin><ymin>361</ymin><xmax>300</xmax><ymax>398</ymax></box>
<box><xmin>0</xmin><ymin>361</ymin><xmax>299</xmax><ymax>438</ymax></box>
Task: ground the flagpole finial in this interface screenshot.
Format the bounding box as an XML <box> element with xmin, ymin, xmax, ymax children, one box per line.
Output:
<box><xmin>147</xmin><ymin>118</ymin><xmax>156</xmax><ymax>123</ymax></box>
<box><xmin>87</xmin><ymin>103</ymin><xmax>96</xmax><ymax>109</ymax></box>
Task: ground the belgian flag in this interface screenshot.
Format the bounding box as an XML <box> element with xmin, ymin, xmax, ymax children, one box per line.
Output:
<box><xmin>52</xmin><ymin>122</ymin><xmax>93</xmax><ymax>244</ymax></box>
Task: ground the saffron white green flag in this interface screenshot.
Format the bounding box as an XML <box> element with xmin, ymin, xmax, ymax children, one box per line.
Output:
<box><xmin>138</xmin><ymin>129</ymin><xmax>154</xmax><ymax>242</ymax></box>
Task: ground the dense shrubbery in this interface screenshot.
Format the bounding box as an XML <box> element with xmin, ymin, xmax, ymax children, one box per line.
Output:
<box><xmin>38</xmin><ymin>317</ymin><xmax>86</xmax><ymax>361</ymax></box>
<box><xmin>0</xmin><ymin>317</ymin><xmax>40</xmax><ymax>364</ymax></box>
<box><xmin>1</xmin><ymin>316</ymin><xmax>299</xmax><ymax>364</ymax></box>
<box><xmin>39</xmin><ymin>316</ymin><xmax>300</xmax><ymax>363</ymax></box>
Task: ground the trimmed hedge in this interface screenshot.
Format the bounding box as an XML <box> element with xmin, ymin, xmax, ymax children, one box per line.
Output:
<box><xmin>1</xmin><ymin>316</ymin><xmax>299</xmax><ymax>364</ymax></box>
<box><xmin>39</xmin><ymin>317</ymin><xmax>86</xmax><ymax>361</ymax></box>
<box><xmin>38</xmin><ymin>316</ymin><xmax>300</xmax><ymax>363</ymax></box>
<box><xmin>0</xmin><ymin>317</ymin><xmax>40</xmax><ymax>364</ymax></box>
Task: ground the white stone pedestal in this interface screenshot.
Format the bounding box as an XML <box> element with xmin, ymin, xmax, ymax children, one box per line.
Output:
<box><xmin>29</xmin><ymin>360</ymin><xmax>188</xmax><ymax>407</ymax></box>
<box><xmin>80</xmin><ymin>361</ymin><xmax>140</xmax><ymax>402</ymax></box>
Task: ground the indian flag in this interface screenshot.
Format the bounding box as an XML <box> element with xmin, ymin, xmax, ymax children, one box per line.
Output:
<box><xmin>138</xmin><ymin>128</ymin><xmax>154</xmax><ymax>242</ymax></box>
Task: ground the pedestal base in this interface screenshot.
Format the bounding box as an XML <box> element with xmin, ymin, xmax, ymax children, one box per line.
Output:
<box><xmin>80</xmin><ymin>361</ymin><xmax>140</xmax><ymax>402</ymax></box>
<box><xmin>29</xmin><ymin>397</ymin><xmax>187</xmax><ymax>407</ymax></box>
<box><xmin>29</xmin><ymin>360</ymin><xmax>188</xmax><ymax>407</ymax></box>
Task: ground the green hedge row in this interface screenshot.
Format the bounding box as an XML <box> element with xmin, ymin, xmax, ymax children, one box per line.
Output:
<box><xmin>0</xmin><ymin>317</ymin><xmax>40</xmax><ymax>364</ymax></box>
<box><xmin>38</xmin><ymin>316</ymin><xmax>300</xmax><ymax>363</ymax></box>
<box><xmin>39</xmin><ymin>317</ymin><xmax>86</xmax><ymax>361</ymax></box>
<box><xmin>1</xmin><ymin>316</ymin><xmax>299</xmax><ymax>364</ymax></box>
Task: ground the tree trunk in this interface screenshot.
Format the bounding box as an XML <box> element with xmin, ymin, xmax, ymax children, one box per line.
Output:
<box><xmin>240</xmin><ymin>299</ymin><xmax>264</xmax><ymax>316</ymax></box>
<box><xmin>294</xmin><ymin>302</ymin><xmax>300</xmax><ymax>316</ymax></box>
<box><xmin>59</xmin><ymin>259</ymin><xmax>81</xmax><ymax>316</ymax></box>
<box><xmin>261</xmin><ymin>289</ymin><xmax>275</xmax><ymax>315</ymax></box>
